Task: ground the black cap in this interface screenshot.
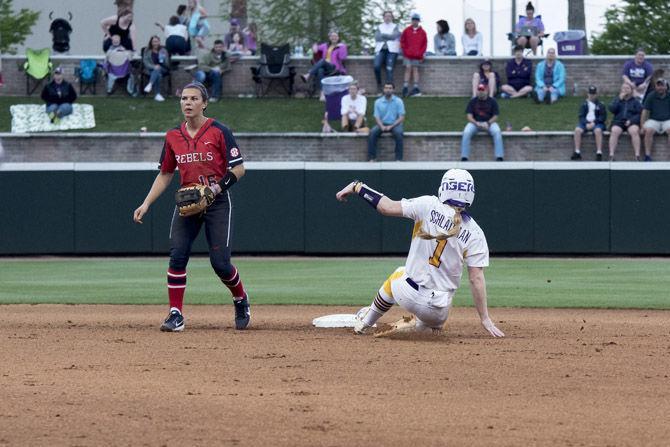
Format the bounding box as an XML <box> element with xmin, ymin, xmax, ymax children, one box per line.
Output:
<box><xmin>588</xmin><ymin>85</ymin><xmax>597</xmax><ymax>94</ymax></box>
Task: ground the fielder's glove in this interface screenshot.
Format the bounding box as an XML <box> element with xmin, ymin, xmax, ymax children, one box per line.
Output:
<box><xmin>175</xmin><ymin>184</ymin><xmax>215</xmax><ymax>217</ymax></box>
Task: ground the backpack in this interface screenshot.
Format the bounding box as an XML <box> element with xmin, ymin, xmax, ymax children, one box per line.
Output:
<box><xmin>79</xmin><ymin>59</ymin><xmax>98</xmax><ymax>84</ymax></box>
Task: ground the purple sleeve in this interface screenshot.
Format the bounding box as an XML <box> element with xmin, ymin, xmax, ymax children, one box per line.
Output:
<box><xmin>317</xmin><ymin>43</ymin><xmax>327</xmax><ymax>59</ymax></box>
<box><xmin>622</xmin><ymin>60</ymin><xmax>632</xmax><ymax>77</ymax></box>
<box><xmin>515</xmin><ymin>17</ymin><xmax>523</xmax><ymax>33</ymax></box>
<box><xmin>645</xmin><ymin>62</ymin><xmax>654</xmax><ymax>78</ymax></box>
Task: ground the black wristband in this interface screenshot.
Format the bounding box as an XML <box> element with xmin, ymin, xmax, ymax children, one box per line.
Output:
<box><xmin>217</xmin><ymin>170</ymin><xmax>238</xmax><ymax>192</ymax></box>
<box><xmin>357</xmin><ymin>183</ymin><xmax>384</xmax><ymax>209</ymax></box>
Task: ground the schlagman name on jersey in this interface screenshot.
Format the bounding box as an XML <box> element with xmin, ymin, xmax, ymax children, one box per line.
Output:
<box><xmin>429</xmin><ymin>209</ymin><xmax>472</xmax><ymax>244</ymax></box>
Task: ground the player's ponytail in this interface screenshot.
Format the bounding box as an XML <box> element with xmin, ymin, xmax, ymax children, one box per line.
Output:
<box><xmin>416</xmin><ymin>205</ymin><xmax>463</xmax><ymax>241</ymax></box>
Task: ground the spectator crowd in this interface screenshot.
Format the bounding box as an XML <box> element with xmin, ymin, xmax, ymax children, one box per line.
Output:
<box><xmin>11</xmin><ymin>0</ymin><xmax>668</xmax><ymax>162</ymax></box>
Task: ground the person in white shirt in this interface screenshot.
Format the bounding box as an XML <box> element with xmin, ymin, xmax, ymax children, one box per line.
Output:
<box><xmin>340</xmin><ymin>82</ymin><xmax>367</xmax><ymax>132</ymax></box>
<box><xmin>336</xmin><ymin>169</ymin><xmax>505</xmax><ymax>338</ymax></box>
<box><xmin>461</xmin><ymin>18</ymin><xmax>483</xmax><ymax>56</ymax></box>
<box><xmin>155</xmin><ymin>16</ymin><xmax>190</xmax><ymax>55</ymax></box>
<box><xmin>373</xmin><ymin>11</ymin><xmax>401</xmax><ymax>94</ymax></box>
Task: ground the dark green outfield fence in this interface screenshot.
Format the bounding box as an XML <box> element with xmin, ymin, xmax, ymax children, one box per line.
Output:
<box><xmin>1</xmin><ymin>162</ymin><xmax>669</xmax><ymax>255</ymax></box>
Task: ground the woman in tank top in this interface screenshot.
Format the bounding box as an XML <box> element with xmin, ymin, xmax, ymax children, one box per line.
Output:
<box><xmin>101</xmin><ymin>9</ymin><xmax>137</xmax><ymax>52</ymax></box>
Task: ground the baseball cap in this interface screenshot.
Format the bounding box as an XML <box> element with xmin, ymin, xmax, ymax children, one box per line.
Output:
<box><xmin>230</xmin><ymin>18</ymin><xmax>239</xmax><ymax>26</ymax></box>
<box><xmin>411</xmin><ymin>12</ymin><xmax>421</xmax><ymax>21</ymax></box>
<box><xmin>53</xmin><ymin>66</ymin><xmax>63</xmax><ymax>74</ymax></box>
<box><xmin>588</xmin><ymin>85</ymin><xmax>597</xmax><ymax>94</ymax></box>
<box><xmin>477</xmin><ymin>84</ymin><xmax>487</xmax><ymax>91</ymax></box>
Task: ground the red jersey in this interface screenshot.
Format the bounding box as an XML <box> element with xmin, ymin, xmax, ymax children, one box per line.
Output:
<box><xmin>159</xmin><ymin>118</ymin><xmax>243</xmax><ymax>186</ymax></box>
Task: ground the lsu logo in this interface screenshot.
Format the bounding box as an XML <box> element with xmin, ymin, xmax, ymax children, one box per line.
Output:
<box><xmin>442</xmin><ymin>181</ymin><xmax>475</xmax><ymax>192</ymax></box>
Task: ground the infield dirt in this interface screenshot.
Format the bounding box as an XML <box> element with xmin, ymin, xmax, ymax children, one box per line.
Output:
<box><xmin>2</xmin><ymin>305</ymin><xmax>669</xmax><ymax>446</ymax></box>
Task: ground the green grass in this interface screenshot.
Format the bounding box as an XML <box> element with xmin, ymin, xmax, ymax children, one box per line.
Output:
<box><xmin>0</xmin><ymin>95</ymin><xmax>584</xmax><ymax>133</ymax></box>
<box><xmin>1</xmin><ymin>257</ymin><xmax>669</xmax><ymax>309</ymax></box>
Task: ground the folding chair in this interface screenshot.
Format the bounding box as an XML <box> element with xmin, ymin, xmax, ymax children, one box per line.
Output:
<box><xmin>75</xmin><ymin>59</ymin><xmax>101</xmax><ymax>95</ymax></box>
<box><xmin>507</xmin><ymin>15</ymin><xmax>549</xmax><ymax>56</ymax></box>
<box><xmin>251</xmin><ymin>43</ymin><xmax>295</xmax><ymax>97</ymax></box>
<box><xmin>23</xmin><ymin>48</ymin><xmax>53</xmax><ymax>95</ymax></box>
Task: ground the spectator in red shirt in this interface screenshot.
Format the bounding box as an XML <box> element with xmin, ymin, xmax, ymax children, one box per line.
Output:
<box><xmin>400</xmin><ymin>12</ymin><xmax>427</xmax><ymax>97</ymax></box>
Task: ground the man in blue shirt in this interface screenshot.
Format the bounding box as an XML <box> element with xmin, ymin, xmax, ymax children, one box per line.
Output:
<box><xmin>368</xmin><ymin>82</ymin><xmax>406</xmax><ymax>161</ymax></box>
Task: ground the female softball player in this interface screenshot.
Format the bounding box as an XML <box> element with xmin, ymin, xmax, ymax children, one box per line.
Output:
<box><xmin>336</xmin><ymin>168</ymin><xmax>504</xmax><ymax>338</ymax></box>
<box><xmin>133</xmin><ymin>81</ymin><xmax>250</xmax><ymax>332</ymax></box>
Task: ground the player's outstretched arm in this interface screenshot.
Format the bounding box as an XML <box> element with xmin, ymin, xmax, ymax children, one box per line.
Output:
<box><xmin>336</xmin><ymin>181</ymin><xmax>403</xmax><ymax>217</ymax></box>
<box><xmin>468</xmin><ymin>266</ymin><xmax>505</xmax><ymax>338</ymax></box>
<box><xmin>133</xmin><ymin>172</ymin><xmax>174</xmax><ymax>224</ymax></box>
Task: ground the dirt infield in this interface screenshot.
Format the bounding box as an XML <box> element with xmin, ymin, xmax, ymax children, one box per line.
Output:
<box><xmin>1</xmin><ymin>305</ymin><xmax>669</xmax><ymax>446</ymax></box>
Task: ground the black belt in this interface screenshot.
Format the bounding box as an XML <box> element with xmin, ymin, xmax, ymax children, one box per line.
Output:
<box><xmin>405</xmin><ymin>277</ymin><xmax>419</xmax><ymax>291</ymax></box>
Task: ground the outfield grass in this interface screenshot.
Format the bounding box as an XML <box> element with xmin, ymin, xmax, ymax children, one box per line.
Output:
<box><xmin>1</xmin><ymin>257</ymin><xmax>669</xmax><ymax>309</ymax></box>
<box><xmin>0</xmin><ymin>95</ymin><xmax>584</xmax><ymax>133</ymax></box>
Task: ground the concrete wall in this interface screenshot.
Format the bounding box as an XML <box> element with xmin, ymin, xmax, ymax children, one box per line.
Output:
<box><xmin>1</xmin><ymin>131</ymin><xmax>667</xmax><ymax>163</ymax></box>
<box><xmin>3</xmin><ymin>55</ymin><xmax>670</xmax><ymax>97</ymax></box>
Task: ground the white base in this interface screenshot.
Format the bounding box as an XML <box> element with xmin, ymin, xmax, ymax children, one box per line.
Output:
<box><xmin>312</xmin><ymin>314</ymin><xmax>377</xmax><ymax>328</ymax></box>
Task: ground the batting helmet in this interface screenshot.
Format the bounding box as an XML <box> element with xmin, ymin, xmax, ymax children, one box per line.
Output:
<box><xmin>438</xmin><ymin>169</ymin><xmax>475</xmax><ymax>207</ymax></box>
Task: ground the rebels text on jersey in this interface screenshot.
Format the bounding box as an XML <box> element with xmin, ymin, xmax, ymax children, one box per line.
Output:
<box><xmin>159</xmin><ymin>118</ymin><xmax>243</xmax><ymax>186</ymax></box>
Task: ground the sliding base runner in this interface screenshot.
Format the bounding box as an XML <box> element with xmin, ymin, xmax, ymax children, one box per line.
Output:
<box><xmin>335</xmin><ymin>169</ymin><xmax>505</xmax><ymax>338</ymax></box>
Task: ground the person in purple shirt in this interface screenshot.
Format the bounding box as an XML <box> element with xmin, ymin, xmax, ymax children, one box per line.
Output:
<box><xmin>501</xmin><ymin>45</ymin><xmax>533</xmax><ymax>99</ymax></box>
<box><xmin>515</xmin><ymin>2</ymin><xmax>546</xmax><ymax>55</ymax></box>
<box><xmin>622</xmin><ymin>48</ymin><xmax>653</xmax><ymax>100</ymax></box>
<box><xmin>300</xmin><ymin>31</ymin><xmax>348</xmax><ymax>100</ymax></box>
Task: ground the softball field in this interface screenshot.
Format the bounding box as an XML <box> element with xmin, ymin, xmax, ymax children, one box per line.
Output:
<box><xmin>1</xmin><ymin>257</ymin><xmax>669</xmax><ymax>446</ymax></box>
<box><xmin>2</xmin><ymin>305</ymin><xmax>669</xmax><ymax>446</ymax></box>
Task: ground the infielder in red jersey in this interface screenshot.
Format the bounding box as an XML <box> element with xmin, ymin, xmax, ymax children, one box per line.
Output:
<box><xmin>133</xmin><ymin>82</ymin><xmax>250</xmax><ymax>332</ymax></box>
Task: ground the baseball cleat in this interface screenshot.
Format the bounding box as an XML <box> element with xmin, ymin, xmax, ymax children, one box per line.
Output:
<box><xmin>353</xmin><ymin>318</ymin><xmax>371</xmax><ymax>335</ymax></box>
<box><xmin>160</xmin><ymin>309</ymin><xmax>185</xmax><ymax>332</ymax></box>
<box><xmin>233</xmin><ymin>296</ymin><xmax>251</xmax><ymax>330</ymax></box>
<box><xmin>373</xmin><ymin>315</ymin><xmax>416</xmax><ymax>338</ymax></box>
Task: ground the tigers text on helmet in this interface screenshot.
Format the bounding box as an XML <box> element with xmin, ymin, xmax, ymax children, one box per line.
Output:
<box><xmin>438</xmin><ymin>169</ymin><xmax>475</xmax><ymax>207</ymax></box>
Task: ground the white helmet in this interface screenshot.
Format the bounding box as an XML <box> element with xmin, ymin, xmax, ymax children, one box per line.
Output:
<box><xmin>437</xmin><ymin>169</ymin><xmax>475</xmax><ymax>207</ymax></box>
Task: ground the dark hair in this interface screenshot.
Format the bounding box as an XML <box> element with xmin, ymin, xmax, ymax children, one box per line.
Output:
<box><xmin>147</xmin><ymin>35</ymin><xmax>161</xmax><ymax>50</ymax></box>
<box><xmin>513</xmin><ymin>44</ymin><xmax>524</xmax><ymax>53</ymax></box>
<box><xmin>526</xmin><ymin>2</ymin><xmax>534</xmax><ymax>11</ymax></box>
<box><xmin>177</xmin><ymin>4</ymin><xmax>186</xmax><ymax>15</ymax></box>
<box><xmin>436</xmin><ymin>20</ymin><xmax>449</xmax><ymax>35</ymax></box>
<box><xmin>230</xmin><ymin>31</ymin><xmax>245</xmax><ymax>44</ymax></box>
<box><xmin>384</xmin><ymin>82</ymin><xmax>395</xmax><ymax>89</ymax></box>
<box><xmin>182</xmin><ymin>81</ymin><xmax>209</xmax><ymax>102</ymax></box>
<box><xmin>213</xmin><ymin>39</ymin><xmax>224</xmax><ymax>46</ymax></box>
<box><xmin>169</xmin><ymin>15</ymin><xmax>179</xmax><ymax>26</ymax></box>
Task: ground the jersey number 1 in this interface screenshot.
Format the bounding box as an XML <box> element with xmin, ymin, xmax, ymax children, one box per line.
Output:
<box><xmin>429</xmin><ymin>239</ymin><xmax>447</xmax><ymax>267</ymax></box>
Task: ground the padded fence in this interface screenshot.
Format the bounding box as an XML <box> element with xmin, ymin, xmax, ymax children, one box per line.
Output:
<box><xmin>1</xmin><ymin>162</ymin><xmax>668</xmax><ymax>255</ymax></box>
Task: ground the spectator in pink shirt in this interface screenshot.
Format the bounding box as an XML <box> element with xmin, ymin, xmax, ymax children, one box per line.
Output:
<box><xmin>300</xmin><ymin>31</ymin><xmax>348</xmax><ymax>100</ymax></box>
